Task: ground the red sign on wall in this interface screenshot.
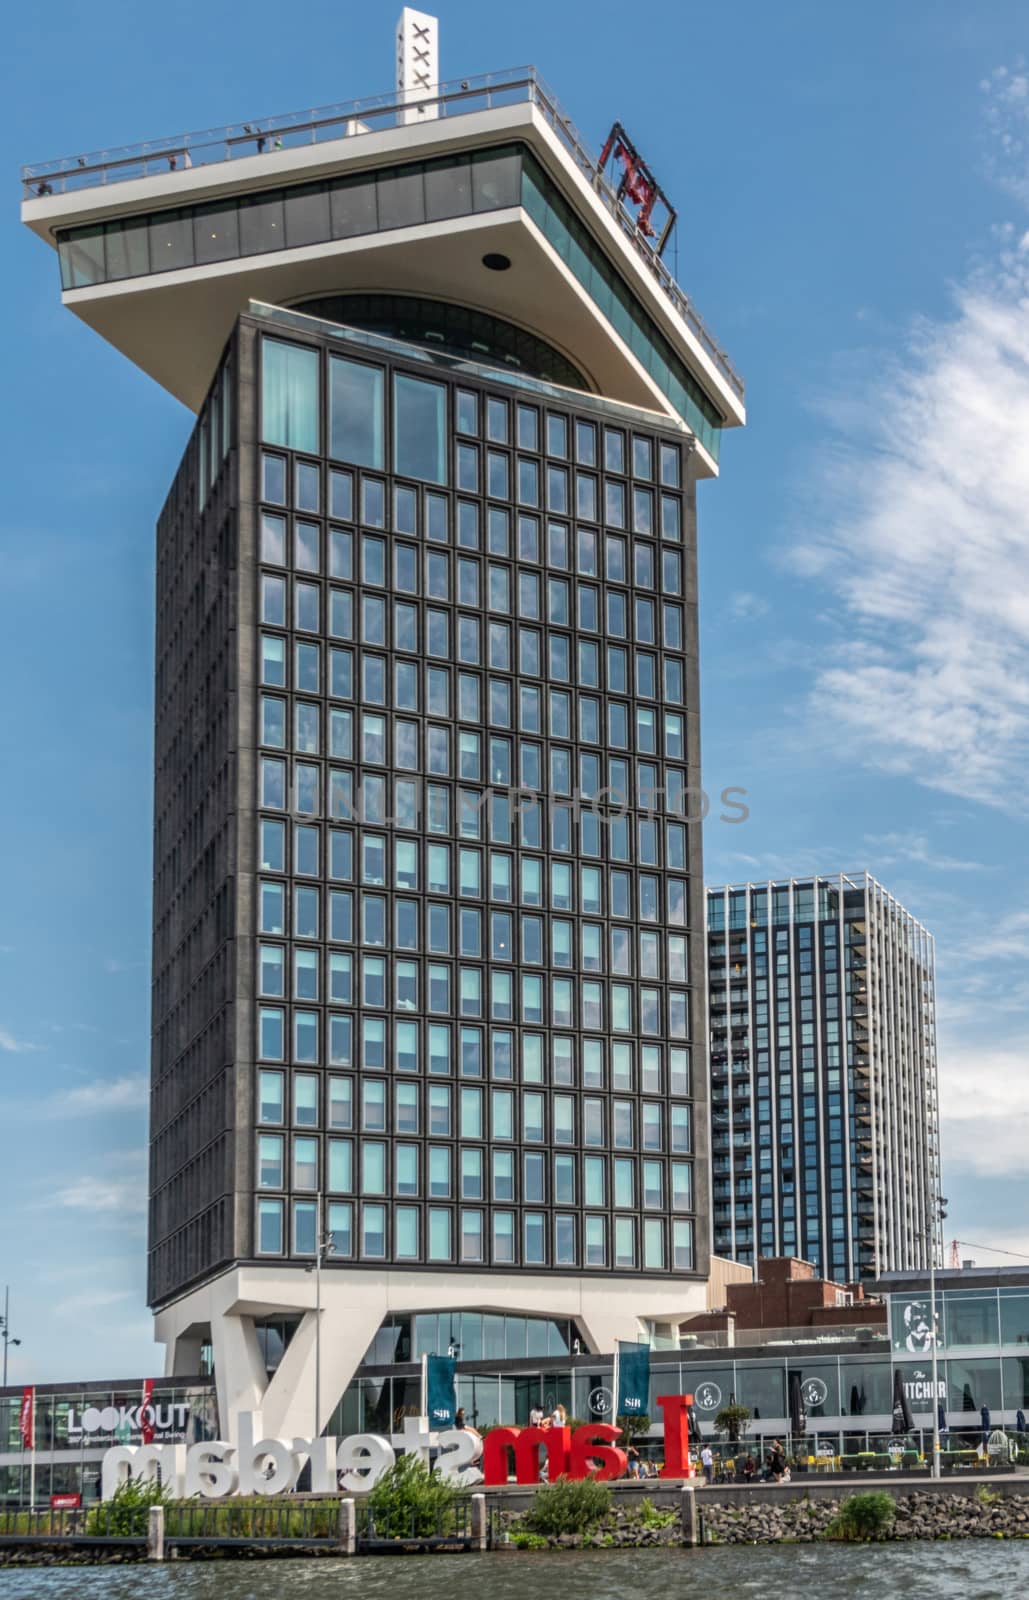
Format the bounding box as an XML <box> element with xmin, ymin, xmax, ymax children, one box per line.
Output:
<box><xmin>50</xmin><ymin>1494</ymin><xmax>81</xmax><ymax>1510</ymax></box>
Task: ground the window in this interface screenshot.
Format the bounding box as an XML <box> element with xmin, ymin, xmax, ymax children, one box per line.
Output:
<box><xmin>644</xmin><ymin>1218</ymin><xmax>665</xmax><ymax>1269</ymax></box>
<box><xmin>394</xmin><ymin>374</ymin><xmax>447</xmax><ymax>483</ymax></box>
<box><xmin>330</xmin><ymin>356</ymin><xmax>383</xmax><ymax>468</ymax></box>
<box><xmin>429</xmin><ymin>1208</ymin><xmax>452</xmax><ymax>1261</ymax></box>
<box><xmin>293</xmin><ymin>1074</ymin><xmax>318</xmax><ymax>1127</ymax></box>
<box><xmin>362</xmin><ymin>1203</ymin><xmax>387</xmax><ymax>1257</ymax></box>
<box><xmin>259</xmin><ymin>1007</ymin><xmax>284</xmax><ymax>1060</ymax></box>
<box><xmin>259</xmin><ymin>1070</ymin><xmax>284</xmax><ymax>1123</ymax></box>
<box><xmin>461</xmin><ymin>1147</ymin><xmax>483</xmax><ymax>1200</ymax></box>
<box><xmin>615</xmin><ymin>1217</ymin><xmax>636</xmax><ymax>1269</ymax></box>
<box><xmin>673</xmin><ymin>1219</ymin><xmax>695</xmax><ymax>1271</ymax></box>
<box><xmin>524</xmin><ymin>1212</ymin><xmax>546</xmax><ymax>1264</ymax></box>
<box><xmin>262</xmin><ymin>339</ymin><xmax>319</xmax><ymax>453</ymax></box>
<box><xmin>294</xmin><ymin>1201</ymin><xmax>317</xmax><ymax>1254</ymax></box>
<box><xmin>258</xmin><ymin>1134</ymin><xmax>283</xmax><ymax>1188</ymax></box>
<box><xmin>556</xmin><ymin>1214</ymin><xmax>576</xmax><ymax>1265</ymax></box>
<box><xmin>328</xmin><ymin>1202</ymin><xmax>352</xmax><ymax>1257</ymax></box>
<box><xmin>494</xmin><ymin>1211</ymin><xmax>515</xmax><ymax>1263</ymax></box>
<box><xmin>461</xmin><ymin>1209</ymin><xmax>484</xmax><ymax>1262</ymax></box>
<box><xmin>328</xmin><ymin>1139</ymin><xmax>353</xmax><ymax>1192</ymax></box>
<box><xmin>293</xmin><ymin>1135</ymin><xmax>318</xmax><ymax>1189</ymax></box>
<box><xmin>362</xmin><ymin>1141</ymin><xmax>387</xmax><ymax>1195</ymax></box>
<box><xmin>493</xmin><ymin>1149</ymin><xmax>514</xmax><ymax>1200</ymax></box>
<box><xmin>322</xmin><ymin>1077</ymin><xmax>351</xmax><ymax>1133</ymax></box>
<box><xmin>258</xmin><ymin>1199</ymin><xmax>283</xmax><ymax>1254</ymax></box>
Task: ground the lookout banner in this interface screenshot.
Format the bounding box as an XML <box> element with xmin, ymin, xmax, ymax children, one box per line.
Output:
<box><xmin>616</xmin><ymin>1341</ymin><xmax>651</xmax><ymax>1418</ymax></box>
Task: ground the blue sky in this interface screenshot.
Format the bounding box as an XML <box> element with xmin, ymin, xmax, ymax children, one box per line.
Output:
<box><xmin>3</xmin><ymin>0</ymin><xmax>1028</xmax><ymax>1380</ymax></box>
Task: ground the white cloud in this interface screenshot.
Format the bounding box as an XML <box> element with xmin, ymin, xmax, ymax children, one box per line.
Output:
<box><xmin>789</xmin><ymin>222</ymin><xmax>1029</xmax><ymax>809</ymax></box>
<box><xmin>982</xmin><ymin>63</ymin><xmax>1029</xmax><ymax>205</ymax></box>
<box><xmin>0</xmin><ymin>1027</ymin><xmax>41</xmax><ymax>1053</ymax></box>
<box><xmin>54</xmin><ymin>1289</ymin><xmax>134</xmax><ymax>1319</ymax></box>
<box><xmin>52</xmin><ymin>1150</ymin><xmax>148</xmax><ymax>1216</ymax></box>
<box><xmin>727</xmin><ymin>591</ymin><xmax>770</xmax><ymax>622</ymax></box>
<box><xmin>61</xmin><ymin>1076</ymin><xmax>147</xmax><ymax>1113</ymax></box>
<box><xmin>862</xmin><ymin>831</ymin><xmax>987</xmax><ymax>873</ymax></box>
<box><xmin>54</xmin><ymin>1176</ymin><xmax>147</xmax><ymax>1214</ymax></box>
<box><xmin>938</xmin><ymin>1044</ymin><xmax>1029</xmax><ymax>1179</ymax></box>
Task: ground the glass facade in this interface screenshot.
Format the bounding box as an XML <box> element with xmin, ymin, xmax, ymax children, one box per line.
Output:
<box><xmin>324</xmin><ymin>1310</ymin><xmax>1029</xmax><ymax>1442</ymax></box>
<box><xmin>249</xmin><ymin>318</ymin><xmax>700</xmax><ymax>1276</ymax></box>
<box><xmin>0</xmin><ymin>1383</ymin><xmax>218</xmax><ymax>1509</ymax></box>
<box><xmin>56</xmin><ymin>145</ymin><xmax>723</xmax><ymax>457</ymax></box>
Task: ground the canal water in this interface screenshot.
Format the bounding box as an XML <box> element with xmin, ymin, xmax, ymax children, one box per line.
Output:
<box><xmin>1</xmin><ymin>1544</ymin><xmax>1027</xmax><ymax>1600</ymax></box>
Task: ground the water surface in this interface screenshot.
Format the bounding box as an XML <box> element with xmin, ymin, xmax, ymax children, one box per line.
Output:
<box><xmin>1</xmin><ymin>1544</ymin><xmax>1025</xmax><ymax>1600</ymax></box>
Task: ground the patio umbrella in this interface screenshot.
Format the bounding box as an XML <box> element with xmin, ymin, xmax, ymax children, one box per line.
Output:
<box><xmin>687</xmin><ymin>1405</ymin><xmax>701</xmax><ymax>1444</ymax></box>
<box><xmin>788</xmin><ymin>1373</ymin><xmax>806</xmax><ymax>1442</ymax></box>
<box><xmin>1017</xmin><ymin>1410</ymin><xmax>1026</xmax><ymax>1435</ymax></box>
<box><xmin>892</xmin><ymin>1368</ymin><xmax>914</xmax><ymax>1434</ymax></box>
<box><xmin>981</xmin><ymin>1405</ymin><xmax>991</xmax><ymax>1443</ymax></box>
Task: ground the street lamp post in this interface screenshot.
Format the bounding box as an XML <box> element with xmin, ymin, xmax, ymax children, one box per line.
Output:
<box><xmin>1</xmin><ymin>1287</ymin><xmax>22</xmax><ymax>1386</ymax></box>
<box><xmin>305</xmin><ymin>1203</ymin><xmax>336</xmax><ymax>1439</ymax></box>
<box><xmin>923</xmin><ymin>1197</ymin><xmax>948</xmax><ymax>1481</ymax></box>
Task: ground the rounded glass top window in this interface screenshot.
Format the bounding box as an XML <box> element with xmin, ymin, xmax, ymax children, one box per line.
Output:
<box><xmin>294</xmin><ymin>293</ymin><xmax>589</xmax><ymax>392</ymax></box>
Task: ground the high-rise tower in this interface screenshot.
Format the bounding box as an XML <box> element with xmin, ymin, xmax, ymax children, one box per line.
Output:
<box><xmin>23</xmin><ymin>12</ymin><xmax>745</xmax><ymax>1441</ymax></box>
<box><xmin>706</xmin><ymin>873</ymin><xmax>942</xmax><ymax>1283</ymax></box>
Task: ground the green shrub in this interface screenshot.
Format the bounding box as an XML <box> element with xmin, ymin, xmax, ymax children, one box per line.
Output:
<box><xmin>85</xmin><ymin>1477</ymin><xmax>169</xmax><ymax>1537</ymax></box>
<box><xmin>521</xmin><ymin>1475</ymin><xmax>612</xmax><ymax>1536</ymax></box>
<box><xmin>975</xmin><ymin>1483</ymin><xmax>1002</xmax><ymax>1508</ymax></box>
<box><xmin>510</xmin><ymin>1530</ymin><xmax>548</xmax><ymax>1549</ymax></box>
<box><xmin>635</xmin><ymin>1496</ymin><xmax>676</xmax><ymax>1529</ymax></box>
<box><xmin>364</xmin><ymin>1452</ymin><xmax>459</xmax><ymax>1538</ymax></box>
<box><xmin>826</xmin><ymin>1491</ymin><xmax>896</xmax><ymax>1542</ymax></box>
<box><xmin>160</xmin><ymin>1498</ymin><xmax>340</xmax><ymax>1539</ymax></box>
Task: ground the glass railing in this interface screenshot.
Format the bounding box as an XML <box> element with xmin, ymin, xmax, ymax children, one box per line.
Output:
<box><xmin>21</xmin><ymin>65</ymin><xmax>744</xmax><ymax>403</ymax></box>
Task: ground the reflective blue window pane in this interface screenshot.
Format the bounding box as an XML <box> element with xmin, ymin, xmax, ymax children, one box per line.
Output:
<box><xmin>394</xmin><ymin>374</ymin><xmax>447</xmax><ymax>485</ymax></box>
<box><xmin>330</xmin><ymin>356</ymin><xmax>384</xmax><ymax>470</ymax></box>
<box><xmin>262</xmin><ymin>339</ymin><xmax>319</xmax><ymax>453</ymax></box>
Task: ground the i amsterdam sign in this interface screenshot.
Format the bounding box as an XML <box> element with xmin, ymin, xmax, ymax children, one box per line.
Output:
<box><xmin>103</xmin><ymin>1394</ymin><xmax>698</xmax><ymax>1500</ymax></box>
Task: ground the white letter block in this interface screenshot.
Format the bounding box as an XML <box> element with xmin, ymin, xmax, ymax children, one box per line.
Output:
<box><xmin>436</xmin><ymin>1427</ymin><xmax>483</xmax><ymax>1487</ymax></box>
<box><xmin>184</xmin><ymin>1443</ymin><xmax>238</xmax><ymax>1499</ymax></box>
<box><xmin>337</xmin><ymin>1433</ymin><xmax>395</xmax><ymax>1493</ymax></box>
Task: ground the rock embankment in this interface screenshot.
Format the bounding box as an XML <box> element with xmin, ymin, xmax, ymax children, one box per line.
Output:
<box><xmin>702</xmin><ymin>1490</ymin><xmax>1029</xmax><ymax>1544</ymax></box>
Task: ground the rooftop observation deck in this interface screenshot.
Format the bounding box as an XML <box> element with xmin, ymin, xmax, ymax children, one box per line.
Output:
<box><xmin>21</xmin><ymin>66</ymin><xmax>743</xmax><ymax>405</ymax></box>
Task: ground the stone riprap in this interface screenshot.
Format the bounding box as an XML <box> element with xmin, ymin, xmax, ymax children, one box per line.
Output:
<box><xmin>701</xmin><ymin>1490</ymin><xmax>1029</xmax><ymax>1544</ymax></box>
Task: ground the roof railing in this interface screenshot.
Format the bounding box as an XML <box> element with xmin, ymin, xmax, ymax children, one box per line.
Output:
<box><xmin>21</xmin><ymin>66</ymin><xmax>743</xmax><ymax>401</ymax></box>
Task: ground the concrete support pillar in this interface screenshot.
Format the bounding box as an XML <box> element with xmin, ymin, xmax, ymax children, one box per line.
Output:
<box><xmin>470</xmin><ymin>1492</ymin><xmax>488</xmax><ymax>1551</ymax></box>
<box><xmin>147</xmin><ymin>1504</ymin><xmax>165</xmax><ymax>1562</ymax></box>
<box><xmin>680</xmin><ymin>1485</ymin><xmax>697</xmax><ymax>1548</ymax></box>
<box><xmin>338</xmin><ymin>1497</ymin><xmax>356</xmax><ymax>1555</ymax></box>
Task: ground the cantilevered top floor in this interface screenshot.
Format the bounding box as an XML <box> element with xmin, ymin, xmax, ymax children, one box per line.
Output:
<box><xmin>21</xmin><ymin>70</ymin><xmax>743</xmax><ymax>476</ymax></box>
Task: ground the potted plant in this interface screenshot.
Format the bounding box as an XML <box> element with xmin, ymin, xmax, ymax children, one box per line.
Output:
<box><xmin>714</xmin><ymin>1403</ymin><xmax>751</xmax><ymax>1445</ymax></box>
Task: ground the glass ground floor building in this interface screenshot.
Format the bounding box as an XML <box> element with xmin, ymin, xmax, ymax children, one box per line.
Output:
<box><xmin>4</xmin><ymin>1272</ymin><xmax>1027</xmax><ymax>1502</ymax></box>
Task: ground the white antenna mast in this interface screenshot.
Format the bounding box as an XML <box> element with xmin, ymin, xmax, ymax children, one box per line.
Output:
<box><xmin>396</xmin><ymin>9</ymin><xmax>440</xmax><ymax>125</ymax></box>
